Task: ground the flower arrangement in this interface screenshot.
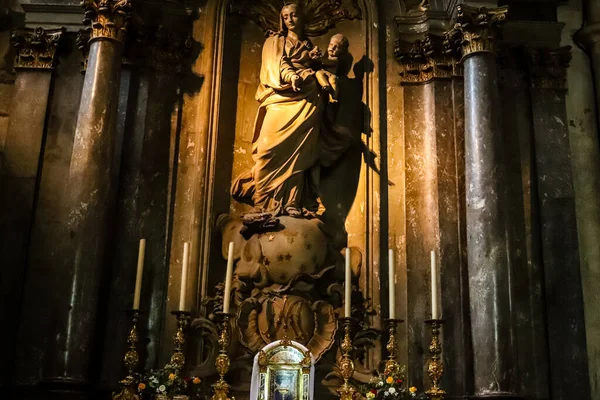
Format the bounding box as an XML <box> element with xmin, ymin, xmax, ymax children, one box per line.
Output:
<box><xmin>361</xmin><ymin>366</ymin><xmax>422</xmax><ymax>399</ymax></box>
<box><xmin>137</xmin><ymin>362</ymin><xmax>202</xmax><ymax>399</ymax></box>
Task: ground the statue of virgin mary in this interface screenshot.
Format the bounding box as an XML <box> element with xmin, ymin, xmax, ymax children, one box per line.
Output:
<box><xmin>232</xmin><ymin>3</ymin><xmax>351</xmax><ymax>220</ymax></box>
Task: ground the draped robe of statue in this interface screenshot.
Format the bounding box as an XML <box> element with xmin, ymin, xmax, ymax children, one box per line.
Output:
<box><xmin>232</xmin><ymin>30</ymin><xmax>350</xmax><ymax>217</ymax></box>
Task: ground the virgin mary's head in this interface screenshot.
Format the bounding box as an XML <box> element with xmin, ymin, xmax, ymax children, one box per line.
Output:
<box><xmin>280</xmin><ymin>3</ymin><xmax>304</xmax><ymax>35</ymax></box>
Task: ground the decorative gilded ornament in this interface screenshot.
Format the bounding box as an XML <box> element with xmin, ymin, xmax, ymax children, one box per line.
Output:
<box><xmin>229</xmin><ymin>0</ymin><xmax>362</xmax><ymax>37</ymax></box>
<box><xmin>383</xmin><ymin>319</ymin><xmax>403</xmax><ymax>378</ymax></box>
<box><xmin>112</xmin><ymin>310</ymin><xmax>142</xmax><ymax>400</ymax></box>
<box><xmin>170</xmin><ymin>311</ymin><xmax>192</xmax><ymax>374</ymax></box>
<box><xmin>81</xmin><ymin>0</ymin><xmax>132</xmax><ymax>43</ymax></box>
<box><xmin>11</xmin><ymin>27</ymin><xmax>64</xmax><ymax>69</ymax></box>
<box><xmin>336</xmin><ymin>318</ymin><xmax>356</xmax><ymax>400</ymax></box>
<box><xmin>395</xmin><ymin>34</ymin><xmax>461</xmax><ymax>83</ymax></box>
<box><xmin>445</xmin><ymin>4</ymin><xmax>508</xmax><ymax>59</ymax></box>
<box><xmin>211</xmin><ymin>312</ymin><xmax>234</xmax><ymax>400</ymax></box>
<box><xmin>425</xmin><ymin>319</ymin><xmax>445</xmax><ymax>400</ymax></box>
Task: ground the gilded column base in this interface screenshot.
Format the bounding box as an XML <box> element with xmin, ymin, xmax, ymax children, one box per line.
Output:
<box><xmin>211</xmin><ymin>379</ymin><xmax>233</xmax><ymax>400</ymax></box>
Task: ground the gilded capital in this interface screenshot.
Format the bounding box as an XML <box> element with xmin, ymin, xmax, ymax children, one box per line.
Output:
<box><xmin>447</xmin><ymin>4</ymin><xmax>508</xmax><ymax>60</ymax></box>
<box><xmin>11</xmin><ymin>27</ymin><xmax>65</xmax><ymax>69</ymax></box>
<box><xmin>81</xmin><ymin>0</ymin><xmax>132</xmax><ymax>43</ymax></box>
<box><xmin>528</xmin><ymin>46</ymin><xmax>572</xmax><ymax>90</ymax></box>
<box><xmin>395</xmin><ymin>35</ymin><xmax>461</xmax><ymax>84</ymax></box>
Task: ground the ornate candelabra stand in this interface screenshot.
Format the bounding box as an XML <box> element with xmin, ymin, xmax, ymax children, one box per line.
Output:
<box><xmin>170</xmin><ymin>310</ymin><xmax>192</xmax><ymax>375</ymax></box>
<box><xmin>337</xmin><ymin>317</ymin><xmax>356</xmax><ymax>400</ymax></box>
<box><xmin>425</xmin><ymin>319</ymin><xmax>446</xmax><ymax>400</ymax></box>
<box><xmin>211</xmin><ymin>312</ymin><xmax>234</xmax><ymax>400</ymax></box>
<box><xmin>112</xmin><ymin>309</ymin><xmax>142</xmax><ymax>400</ymax></box>
<box><xmin>383</xmin><ymin>318</ymin><xmax>404</xmax><ymax>377</ymax></box>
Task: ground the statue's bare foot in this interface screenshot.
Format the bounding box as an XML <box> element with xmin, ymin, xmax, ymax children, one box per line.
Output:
<box><xmin>285</xmin><ymin>207</ymin><xmax>303</xmax><ymax>217</ymax></box>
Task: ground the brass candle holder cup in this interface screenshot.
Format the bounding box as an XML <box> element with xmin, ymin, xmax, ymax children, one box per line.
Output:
<box><xmin>211</xmin><ymin>312</ymin><xmax>234</xmax><ymax>400</ymax></box>
<box><xmin>425</xmin><ymin>319</ymin><xmax>446</xmax><ymax>400</ymax></box>
<box><xmin>383</xmin><ymin>318</ymin><xmax>404</xmax><ymax>377</ymax></box>
<box><xmin>112</xmin><ymin>309</ymin><xmax>142</xmax><ymax>400</ymax></box>
<box><xmin>337</xmin><ymin>317</ymin><xmax>356</xmax><ymax>400</ymax></box>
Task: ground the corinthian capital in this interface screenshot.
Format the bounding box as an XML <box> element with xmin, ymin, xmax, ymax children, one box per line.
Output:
<box><xmin>395</xmin><ymin>35</ymin><xmax>461</xmax><ymax>84</ymax></box>
<box><xmin>81</xmin><ymin>0</ymin><xmax>132</xmax><ymax>43</ymax></box>
<box><xmin>11</xmin><ymin>27</ymin><xmax>65</xmax><ymax>69</ymax></box>
<box><xmin>447</xmin><ymin>4</ymin><xmax>508</xmax><ymax>59</ymax></box>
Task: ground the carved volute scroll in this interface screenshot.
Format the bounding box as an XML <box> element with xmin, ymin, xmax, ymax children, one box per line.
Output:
<box><xmin>11</xmin><ymin>27</ymin><xmax>65</xmax><ymax>69</ymax></box>
<box><xmin>81</xmin><ymin>0</ymin><xmax>132</xmax><ymax>43</ymax></box>
<box><xmin>445</xmin><ymin>4</ymin><xmax>508</xmax><ymax>60</ymax></box>
<box><xmin>229</xmin><ymin>0</ymin><xmax>362</xmax><ymax>36</ymax></box>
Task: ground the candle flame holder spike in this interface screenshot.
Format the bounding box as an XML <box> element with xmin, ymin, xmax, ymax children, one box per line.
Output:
<box><xmin>337</xmin><ymin>317</ymin><xmax>356</xmax><ymax>400</ymax></box>
<box><xmin>383</xmin><ymin>318</ymin><xmax>404</xmax><ymax>378</ymax></box>
<box><xmin>425</xmin><ymin>319</ymin><xmax>446</xmax><ymax>400</ymax></box>
<box><xmin>112</xmin><ymin>309</ymin><xmax>142</xmax><ymax>400</ymax></box>
<box><xmin>170</xmin><ymin>310</ymin><xmax>192</xmax><ymax>376</ymax></box>
<box><xmin>211</xmin><ymin>312</ymin><xmax>234</xmax><ymax>400</ymax></box>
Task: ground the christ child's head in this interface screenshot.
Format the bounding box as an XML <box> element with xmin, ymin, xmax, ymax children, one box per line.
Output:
<box><xmin>327</xmin><ymin>33</ymin><xmax>349</xmax><ymax>60</ymax></box>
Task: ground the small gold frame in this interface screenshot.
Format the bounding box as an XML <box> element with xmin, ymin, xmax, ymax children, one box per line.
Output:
<box><xmin>257</xmin><ymin>339</ymin><xmax>311</xmax><ymax>400</ymax></box>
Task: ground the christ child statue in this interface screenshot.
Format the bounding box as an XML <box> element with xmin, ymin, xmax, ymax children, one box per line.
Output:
<box><xmin>312</xmin><ymin>33</ymin><xmax>349</xmax><ymax>100</ymax></box>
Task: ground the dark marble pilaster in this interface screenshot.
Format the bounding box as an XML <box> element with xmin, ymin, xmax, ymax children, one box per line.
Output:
<box><xmin>40</xmin><ymin>1</ymin><xmax>131</xmax><ymax>394</ymax></box>
<box><xmin>527</xmin><ymin>46</ymin><xmax>591</xmax><ymax>400</ymax></box>
<box><xmin>447</xmin><ymin>5</ymin><xmax>519</xmax><ymax>397</ymax></box>
<box><xmin>14</xmin><ymin>39</ymin><xmax>84</xmax><ymax>391</ymax></box>
<box><xmin>100</xmin><ymin>27</ymin><xmax>187</xmax><ymax>389</ymax></box>
<box><xmin>498</xmin><ymin>48</ymin><xmax>550</xmax><ymax>399</ymax></box>
<box><xmin>0</xmin><ymin>26</ymin><xmax>63</xmax><ymax>389</ymax></box>
<box><xmin>434</xmin><ymin>77</ymin><xmax>471</xmax><ymax>398</ymax></box>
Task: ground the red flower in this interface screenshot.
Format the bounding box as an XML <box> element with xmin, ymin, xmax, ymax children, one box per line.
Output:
<box><xmin>370</xmin><ymin>389</ymin><xmax>377</xmax><ymax>394</ymax></box>
<box><xmin>184</xmin><ymin>376</ymin><xmax>191</xmax><ymax>382</ymax></box>
<box><xmin>396</xmin><ymin>379</ymin><xmax>403</xmax><ymax>385</ymax></box>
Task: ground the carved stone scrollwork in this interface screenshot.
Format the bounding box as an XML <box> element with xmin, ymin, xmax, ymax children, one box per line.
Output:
<box><xmin>11</xmin><ymin>27</ymin><xmax>65</xmax><ymax>70</ymax></box>
<box><xmin>394</xmin><ymin>34</ymin><xmax>461</xmax><ymax>84</ymax></box>
<box><xmin>81</xmin><ymin>0</ymin><xmax>132</xmax><ymax>43</ymax></box>
<box><xmin>528</xmin><ymin>46</ymin><xmax>572</xmax><ymax>90</ymax></box>
<box><xmin>446</xmin><ymin>4</ymin><xmax>508</xmax><ymax>60</ymax></box>
<box><xmin>229</xmin><ymin>0</ymin><xmax>362</xmax><ymax>36</ymax></box>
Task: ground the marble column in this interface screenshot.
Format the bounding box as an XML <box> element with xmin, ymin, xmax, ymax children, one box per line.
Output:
<box><xmin>527</xmin><ymin>47</ymin><xmax>591</xmax><ymax>400</ymax></box>
<box><xmin>43</xmin><ymin>0</ymin><xmax>131</xmax><ymax>392</ymax></box>
<box><xmin>447</xmin><ymin>5</ymin><xmax>519</xmax><ymax>397</ymax></box>
<box><xmin>0</xmin><ymin>25</ymin><xmax>63</xmax><ymax>391</ymax></box>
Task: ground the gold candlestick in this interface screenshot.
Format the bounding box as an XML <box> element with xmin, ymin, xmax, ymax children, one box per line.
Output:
<box><xmin>425</xmin><ymin>319</ymin><xmax>446</xmax><ymax>400</ymax></box>
<box><xmin>170</xmin><ymin>310</ymin><xmax>192</xmax><ymax>375</ymax></box>
<box><xmin>112</xmin><ymin>309</ymin><xmax>141</xmax><ymax>400</ymax></box>
<box><xmin>383</xmin><ymin>318</ymin><xmax>404</xmax><ymax>377</ymax></box>
<box><xmin>211</xmin><ymin>312</ymin><xmax>234</xmax><ymax>400</ymax></box>
<box><xmin>337</xmin><ymin>317</ymin><xmax>356</xmax><ymax>400</ymax></box>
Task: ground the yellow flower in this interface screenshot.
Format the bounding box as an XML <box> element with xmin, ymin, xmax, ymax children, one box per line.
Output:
<box><xmin>409</xmin><ymin>386</ymin><xmax>417</xmax><ymax>394</ymax></box>
<box><xmin>138</xmin><ymin>383</ymin><xmax>146</xmax><ymax>391</ymax></box>
<box><xmin>366</xmin><ymin>392</ymin><xmax>376</xmax><ymax>399</ymax></box>
<box><xmin>169</xmin><ymin>373</ymin><xmax>176</xmax><ymax>381</ymax></box>
<box><xmin>386</xmin><ymin>376</ymin><xmax>394</xmax><ymax>384</ymax></box>
<box><xmin>192</xmin><ymin>377</ymin><xmax>201</xmax><ymax>384</ymax></box>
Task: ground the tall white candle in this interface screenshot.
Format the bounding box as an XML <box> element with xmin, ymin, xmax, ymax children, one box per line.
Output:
<box><xmin>133</xmin><ymin>239</ymin><xmax>146</xmax><ymax>310</ymax></box>
<box><xmin>389</xmin><ymin>249</ymin><xmax>395</xmax><ymax>319</ymax></box>
<box><xmin>223</xmin><ymin>241</ymin><xmax>235</xmax><ymax>314</ymax></box>
<box><xmin>345</xmin><ymin>248</ymin><xmax>351</xmax><ymax>318</ymax></box>
<box><xmin>179</xmin><ymin>242</ymin><xmax>190</xmax><ymax>311</ymax></box>
<box><xmin>431</xmin><ymin>250</ymin><xmax>439</xmax><ymax>319</ymax></box>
